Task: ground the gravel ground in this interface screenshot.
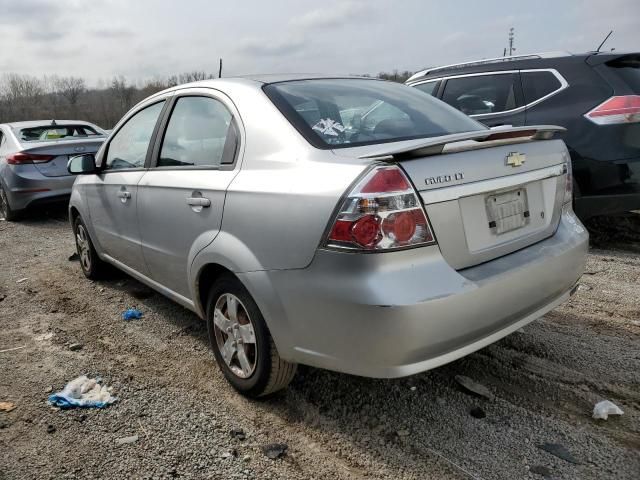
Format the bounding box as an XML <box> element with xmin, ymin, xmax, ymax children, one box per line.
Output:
<box><xmin>1</xmin><ymin>208</ymin><xmax>639</xmax><ymax>480</ymax></box>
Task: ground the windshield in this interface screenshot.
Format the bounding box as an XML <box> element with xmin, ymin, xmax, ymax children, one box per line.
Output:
<box><xmin>17</xmin><ymin>124</ymin><xmax>104</xmax><ymax>142</ymax></box>
<box><xmin>264</xmin><ymin>78</ymin><xmax>486</xmax><ymax>149</ymax></box>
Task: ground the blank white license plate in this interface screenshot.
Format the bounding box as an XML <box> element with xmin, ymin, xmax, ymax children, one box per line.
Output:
<box><xmin>485</xmin><ymin>188</ymin><xmax>529</xmax><ymax>234</ymax></box>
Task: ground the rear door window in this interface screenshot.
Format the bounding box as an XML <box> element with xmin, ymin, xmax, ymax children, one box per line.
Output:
<box><xmin>441</xmin><ymin>73</ymin><xmax>519</xmax><ymax>115</ymax></box>
<box><xmin>521</xmin><ymin>71</ymin><xmax>562</xmax><ymax>104</ymax></box>
<box><xmin>157</xmin><ymin>96</ymin><xmax>237</xmax><ymax>168</ymax></box>
<box><xmin>413</xmin><ymin>81</ymin><xmax>440</xmax><ymax>96</ymax></box>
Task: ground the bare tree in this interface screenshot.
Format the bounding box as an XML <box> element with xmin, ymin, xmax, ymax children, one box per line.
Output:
<box><xmin>167</xmin><ymin>75</ymin><xmax>179</xmax><ymax>88</ymax></box>
<box><xmin>178</xmin><ymin>71</ymin><xmax>214</xmax><ymax>84</ymax></box>
<box><xmin>41</xmin><ymin>75</ymin><xmax>63</xmax><ymax>117</ymax></box>
<box><xmin>0</xmin><ymin>74</ymin><xmax>44</xmax><ymax>120</ymax></box>
<box><xmin>55</xmin><ymin>76</ymin><xmax>86</xmax><ymax>112</ymax></box>
<box><xmin>377</xmin><ymin>70</ymin><xmax>414</xmax><ymax>83</ymax></box>
<box><xmin>110</xmin><ymin>76</ymin><xmax>134</xmax><ymax>110</ymax></box>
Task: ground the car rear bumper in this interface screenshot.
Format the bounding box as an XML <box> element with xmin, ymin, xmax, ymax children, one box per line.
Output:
<box><xmin>241</xmin><ymin>206</ymin><xmax>588</xmax><ymax>378</ymax></box>
<box><xmin>2</xmin><ymin>165</ymin><xmax>75</xmax><ymax>210</ymax></box>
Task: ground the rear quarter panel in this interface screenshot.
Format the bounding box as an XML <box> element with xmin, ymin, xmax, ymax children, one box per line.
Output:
<box><xmin>215</xmin><ymin>157</ymin><xmax>367</xmax><ymax>272</ymax></box>
<box><xmin>191</xmin><ymin>81</ymin><xmax>370</xmax><ymax>274</ymax></box>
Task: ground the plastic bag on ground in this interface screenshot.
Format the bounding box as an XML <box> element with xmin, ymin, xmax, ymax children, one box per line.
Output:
<box><xmin>48</xmin><ymin>375</ymin><xmax>116</xmax><ymax>409</ymax></box>
<box><xmin>592</xmin><ymin>400</ymin><xmax>623</xmax><ymax>420</ymax></box>
<box><xmin>122</xmin><ymin>308</ymin><xmax>143</xmax><ymax>321</ymax></box>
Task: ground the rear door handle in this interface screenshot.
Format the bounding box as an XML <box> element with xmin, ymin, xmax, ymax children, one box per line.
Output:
<box><xmin>186</xmin><ymin>197</ymin><xmax>211</xmax><ymax>207</ymax></box>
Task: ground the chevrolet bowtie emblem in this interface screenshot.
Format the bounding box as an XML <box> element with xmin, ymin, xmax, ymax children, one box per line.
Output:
<box><xmin>506</xmin><ymin>152</ymin><xmax>526</xmax><ymax>167</ymax></box>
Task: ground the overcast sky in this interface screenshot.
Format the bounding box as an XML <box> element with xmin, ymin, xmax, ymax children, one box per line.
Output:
<box><xmin>0</xmin><ymin>0</ymin><xmax>638</xmax><ymax>85</ymax></box>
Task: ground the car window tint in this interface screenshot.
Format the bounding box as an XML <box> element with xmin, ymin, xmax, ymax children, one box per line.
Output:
<box><xmin>521</xmin><ymin>71</ymin><xmax>562</xmax><ymax>104</ymax></box>
<box><xmin>158</xmin><ymin>96</ymin><xmax>234</xmax><ymax>168</ymax></box>
<box><xmin>105</xmin><ymin>101</ymin><xmax>165</xmax><ymax>171</ymax></box>
<box><xmin>413</xmin><ymin>81</ymin><xmax>438</xmax><ymax>96</ymax></box>
<box><xmin>264</xmin><ymin>79</ymin><xmax>484</xmax><ymax>149</ymax></box>
<box><xmin>441</xmin><ymin>74</ymin><xmax>518</xmax><ymax>115</ymax></box>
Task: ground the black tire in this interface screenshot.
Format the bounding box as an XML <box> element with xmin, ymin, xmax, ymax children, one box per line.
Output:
<box><xmin>206</xmin><ymin>275</ymin><xmax>297</xmax><ymax>398</ymax></box>
<box><xmin>0</xmin><ymin>186</ymin><xmax>21</xmax><ymax>222</ymax></box>
<box><xmin>73</xmin><ymin>215</ymin><xmax>109</xmax><ymax>280</ymax></box>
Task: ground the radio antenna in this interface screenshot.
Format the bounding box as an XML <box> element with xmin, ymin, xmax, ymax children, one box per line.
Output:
<box><xmin>596</xmin><ymin>30</ymin><xmax>613</xmax><ymax>53</ymax></box>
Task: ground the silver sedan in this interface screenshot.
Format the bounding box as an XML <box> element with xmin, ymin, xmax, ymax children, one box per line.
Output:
<box><xmin>0</xmin><ymin>120</ymin><xmax>106</xmax><ymax>220</ymax></box>
<box><xmin>67</xmin><ymin>75</ymin><xmax>588</xmax><ymax>397</ymax></box>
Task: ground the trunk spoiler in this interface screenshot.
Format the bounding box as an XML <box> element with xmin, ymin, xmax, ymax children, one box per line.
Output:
<box><xmin>358</xmin><ymin>125</ymin><xmax>566</xmax><ymax>160</ymax></box>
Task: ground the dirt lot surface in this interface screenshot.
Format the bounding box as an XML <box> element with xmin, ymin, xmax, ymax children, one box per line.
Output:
<box><xmin>1</xmin><ymin>210</ymin><xmax>639</xmax><ymax>480</ymax></box>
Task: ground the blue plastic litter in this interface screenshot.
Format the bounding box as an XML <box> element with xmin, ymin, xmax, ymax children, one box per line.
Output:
<box><xmin>122</xmin><ymin>308</ymin><xmax>143</xmax><ymax>321</ymax></box>
<box><xmin>47</xmin><ymin>375</ymin><xmax>117</xmax><ymax>409</ymax></box>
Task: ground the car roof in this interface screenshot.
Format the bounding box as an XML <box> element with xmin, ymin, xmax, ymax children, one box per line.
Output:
<box><xmin>235</xmin><ymin>73</ymin><xmax>377</xmax><ymax>84</ymax></box>
<box><xmin>405</xmin><ymin>51</ymin><xmax>621</xmax><ymax>83</ymax></box>
<box><xmin>142</xmin><ymin>74</ymin><xmax>385</xmax><ymax>104</ymax></box>
<box><xmin>4</xmin><ymin>120</ymin><xmax>99</xmax><ymax>129</ymax></box>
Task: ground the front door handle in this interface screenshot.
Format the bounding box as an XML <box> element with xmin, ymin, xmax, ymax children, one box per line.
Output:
<box><xmin>186</xmin><ymin>197</ymin><xmax>211</xmax><ymax>207</ymax></box>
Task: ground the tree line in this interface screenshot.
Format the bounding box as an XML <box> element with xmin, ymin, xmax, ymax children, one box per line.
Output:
<box><xmin>0</xmin><ymin>70</ymin><xmax>412</xmax><ymax>129</ymax></box>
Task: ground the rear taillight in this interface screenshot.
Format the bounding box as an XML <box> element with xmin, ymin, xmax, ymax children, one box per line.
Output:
<box><xmin>326</xmin><ymin>165</ymin><xmax>436</xmax><ymax>251</ymax></box>
<box><xmin>6</xmin><ymin>153</ymin><xmax>54</xmax><ymax>165</ymax></box>
<box><xmin>584</xmin><ymin>95</ymin><xmax>640</xmax><ymax>125</ymax></box>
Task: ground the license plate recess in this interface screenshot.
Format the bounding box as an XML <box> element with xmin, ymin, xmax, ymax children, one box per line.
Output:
<box><xmin>485</xmin><ymin>188</ymin><xmax>530</xmax><ymax>234</ymax></box>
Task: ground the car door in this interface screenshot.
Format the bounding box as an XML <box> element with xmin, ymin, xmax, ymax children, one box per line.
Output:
<box><xmin>439</xmin><ymin>72</ymin><xmax>525</xmax><ymax>127</ymax></box>
<box><xmin>136</xmin><ymin>90</ymin><xmax>241</xmax><ymax>298</ymax></box>
<box><xmin>86</xmin><ymin>100</ymin><xmax>166</xmax><ymax>274</ymax></box>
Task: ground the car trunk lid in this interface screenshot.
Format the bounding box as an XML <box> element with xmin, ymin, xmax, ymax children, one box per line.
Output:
<box><xmin>17</xmin><ymin>138</ymin><xmax>105</xmax><ymax>177</ymax></box>
<box><xmin>336</xmin><ymin>126</ymin><xmax>569</xmax><ymax>269</ymax></box>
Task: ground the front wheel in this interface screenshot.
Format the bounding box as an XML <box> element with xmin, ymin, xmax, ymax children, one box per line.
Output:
<box><xmin>206</xmin><ymin>275</ymin><xmax>297</xmax><ymax>397</ymax></box>
<box><xmin>73</xmin><ymin>216</ymin><xmax>109</xmax><ymax>279</ymax></box>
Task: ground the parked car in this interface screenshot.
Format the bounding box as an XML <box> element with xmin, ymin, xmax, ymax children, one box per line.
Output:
<box><xmin>406</xmin><ymin>51</ymin><xmax>640</xmax><ymax>220</ymax></box>
<box><xmin>67</xmin><ymin>76</ymin><xmax>588</xmax><ymax>397</ymax></box>
<box><xmin>0</xmin><ymin>120</ymin><xmax>107</xmax><ymax>220</ymax></box>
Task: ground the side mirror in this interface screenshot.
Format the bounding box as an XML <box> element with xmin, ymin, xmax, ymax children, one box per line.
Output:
<box><xmin>67</xmin><ymin>154</ymin><xmax>97</xmax><ymax>175</ymax></box>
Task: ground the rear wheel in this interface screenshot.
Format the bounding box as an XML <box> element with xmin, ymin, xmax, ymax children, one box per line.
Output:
<box><xmin>206</xmin><ymin>275</ymin><xmax>297</xmax><ymax>397</ymax></box>
<box><xmin>0</xmin><ymin>186</ymin><xmax>20</xmax><ymax>221</ymax></box>
<box><xmin>73</xmin><ymin>216</ymin><xmax>108</xmax><ymax>279</ymax></box>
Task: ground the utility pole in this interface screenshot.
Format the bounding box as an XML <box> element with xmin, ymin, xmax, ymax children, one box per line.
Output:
<box><xmin>508</xmin><ymin>27</ymin><xmax>516</xmax><ymax>56</ymax></box>
<box><xmin>218</xmin><ymin>58</ymin><xmax>223</xmax><ymax>78</ymax></box>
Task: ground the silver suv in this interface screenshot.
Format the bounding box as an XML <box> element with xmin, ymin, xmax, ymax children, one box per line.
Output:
<box><xmin>68</xmin><ymin>76</ymin><xmax>588</xmax><ymax>397</ymax></box>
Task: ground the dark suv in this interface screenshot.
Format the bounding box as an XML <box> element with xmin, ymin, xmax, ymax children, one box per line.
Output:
<box><xmin>406</xmin><ymin>51</ymin><xmax>640</xmax><ymax>219</ymax></box>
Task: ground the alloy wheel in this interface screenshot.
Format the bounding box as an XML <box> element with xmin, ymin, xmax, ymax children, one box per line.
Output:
<box><xmin>75</xmin><ymin>224</ymin><xmax>92</xmax><ymax>272</ymax></box>
<box><xmin>212</xmin><ymin>293</ymin><xmax>257</xmax><ymax>378</ymax></box>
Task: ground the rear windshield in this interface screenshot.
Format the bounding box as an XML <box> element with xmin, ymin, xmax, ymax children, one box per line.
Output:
<box><xmin>16</xmin><ymin>124</ymin><xmax>103</xmax><ymax>142</ymax></box>
<box><xmin>264</xmin><ymin>79</ymin><xmax>485</xmax><ymax>149</ymax></box>
<box><xmin>606</xmin><ymin>56</ymin><xmax>640</xmax><ymax>91</ymax></box>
